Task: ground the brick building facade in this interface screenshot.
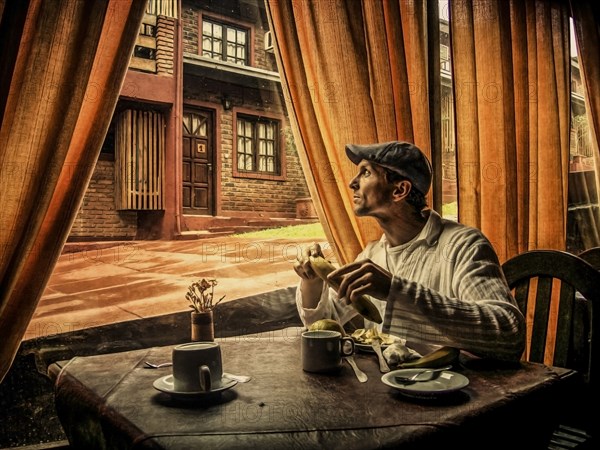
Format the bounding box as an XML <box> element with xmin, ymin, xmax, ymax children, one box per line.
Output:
<box><xmin>69</xmin><ymin>0</ymin><xmax>312</xmax><ymax>241</ymax></box>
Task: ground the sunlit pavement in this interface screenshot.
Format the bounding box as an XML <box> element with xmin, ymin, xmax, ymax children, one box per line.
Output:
<box><xmin>25</xmin><ymin>236</ymin><xmax>335</xmax><ymax>340</ymax></box>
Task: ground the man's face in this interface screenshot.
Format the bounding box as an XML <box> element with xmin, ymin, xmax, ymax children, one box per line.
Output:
<box><xmin>348</xmin><ymin>160</ymin><xmax>394</xmax><ymax>217</ymax></box>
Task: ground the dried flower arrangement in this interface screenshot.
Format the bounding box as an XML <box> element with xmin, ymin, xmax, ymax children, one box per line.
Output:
<box><xmin>186</xmin><ymin>278</ymin><xmax>225</xmax><ymax>313</ymax></box>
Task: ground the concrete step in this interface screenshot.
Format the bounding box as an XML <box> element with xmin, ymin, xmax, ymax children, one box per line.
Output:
<box><xmin>176</xmin><ymin>230</ymin><xmax>235</xmax><ymax>240</ymax></box>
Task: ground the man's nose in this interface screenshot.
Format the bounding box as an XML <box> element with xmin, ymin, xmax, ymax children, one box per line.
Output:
<box><xmin>349</xmin><ymin>175</ymin><xmax>359</xmax><ymax>189</ymax></box>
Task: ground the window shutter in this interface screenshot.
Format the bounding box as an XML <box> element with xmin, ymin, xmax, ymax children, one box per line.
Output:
<box><xmin>115</xmin><ymin>109</ymin><xmax>165</xmax><ymax>210</ymax></box>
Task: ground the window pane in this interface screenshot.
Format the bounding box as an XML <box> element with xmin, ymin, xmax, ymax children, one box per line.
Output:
<box><xmin>567</xmin><ymin>19</ymin><xmax>600</xmax><ymax>253</ymax></box>
<box><xmin>439</xmin><ymin>0</ymin><xmax>457</xmax><ymax>221</ymax></box>
<box><xmin>227</xmin><ymin>43</ymin><xmax>235</xmax><ymax>57</ymax></box>
<box><xmin>245</xmin><ymin>154</ymin><xmax>253</xmax><ymax>170</ymax></box>
<box><xmin>266</xmin><ymin>124</ymin><xmax>274</xmax><ymax>139</ymax></box>
<box><xmin>227</xmin><ymin>28</ymin><xmax>235</xmax><ymax>42</ymax></box>
<box><xmin>258</xmin><ymin>155</ymin><xmax>266</xmax><ymax>172</ymax></box>
<box><xmin>213</xmin><ymin>24</ymin><xmax>222</xmax><ymax>39</ymax></box>
<box><xmin>238</xmin><ymin>30</ymin><xmax>246</xmax><ymax>44</ymax></box>
<box><xmin>267</xmin><ymin>157</ymin><xmax>274</xmax><ymax>173</ymax></box>
<box><xmin>202</xmin><ymin>37</ymin><xmax>212</xmax><ymax>52</ymax></box>
<box><xmin>203</xmin><ymin>22</ymin><xmax>211</xmax><ymax>35</ymax></box>
<box><xmin>267</xmin><ymin>142</ymin><xmax>274</xmax><ymax>156</ymax></box>
<box><xmin>258</xmin><ymin>123</ymin><xmax>265</xmax><ymax>139</ymax></box>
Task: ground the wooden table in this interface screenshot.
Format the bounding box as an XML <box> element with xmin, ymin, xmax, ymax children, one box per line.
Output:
<box><xmin>52</xmin><ymin>328</ymin><xmax>575</xmax><ymax>449</ymax></box>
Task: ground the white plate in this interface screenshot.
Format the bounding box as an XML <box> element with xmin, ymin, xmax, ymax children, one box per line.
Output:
<box><xmin>354</xmin><ymin>342</ymin><xmax>390</xmax><ymax>353</ymax></box>
<box><xmin>381</xmin><ymin>369</ymin><xmax>469</xmax><ymax>397</ymax></box>
<box><xmin>153</xmin><ymin>375</ymin><xmax>237</xmax><ymax>398</ymax></box>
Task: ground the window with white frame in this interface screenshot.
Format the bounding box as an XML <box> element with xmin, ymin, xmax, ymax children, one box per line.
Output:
<box><xmin>202</xmin><ymin>18</ymin><xmax>248</xmax><ymax>65</ymax></box>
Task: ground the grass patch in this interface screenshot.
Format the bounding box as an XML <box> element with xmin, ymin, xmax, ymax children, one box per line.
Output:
<box><xmin>233</xmin><ymin>222</ymin><xmax>326</xmax><ymax>239</ymax></box>
<box><xmin>442</xmin><ymin>201</ymin><xmax>458</xmax><ymax>218</ymax></box>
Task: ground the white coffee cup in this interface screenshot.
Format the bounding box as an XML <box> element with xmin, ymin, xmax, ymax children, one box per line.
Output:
<box><xmin>172</xmin><ymin>342</ymin><xmax>223</xmax><ymax>392</ymax></box>
<box><xmin>301</xmin><ymin>330</ymin><xmax>355</xmax><ymax>373</ymax></box>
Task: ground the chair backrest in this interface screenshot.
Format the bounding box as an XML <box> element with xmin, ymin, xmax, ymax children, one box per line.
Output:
<box><xmin>502</xmin><ymin>250</ymin><xmax>599</xmax><ymax>390</ymax></box>
<box><xmin>579</xmin><ymin>247</ymin><xmax>600</xmax><ymax>271</ymax></box>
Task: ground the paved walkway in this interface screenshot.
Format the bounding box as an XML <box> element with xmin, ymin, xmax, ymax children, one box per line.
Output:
<box><xmin>26</xmin><ymin>235</ymin><xmax>335</xmax><ymax>340</ymax></box>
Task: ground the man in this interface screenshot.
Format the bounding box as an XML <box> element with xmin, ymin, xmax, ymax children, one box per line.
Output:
<box><xmin>294</xmin><ymin>141</ymin><xmax>525</xmax><ymax>361</ymax></box>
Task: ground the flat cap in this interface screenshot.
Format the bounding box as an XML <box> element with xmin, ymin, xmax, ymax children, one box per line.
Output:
<box><xmin>345</xmin><ymin>141</ymin><xmax>432</xmax><ymax>194</ymax></box>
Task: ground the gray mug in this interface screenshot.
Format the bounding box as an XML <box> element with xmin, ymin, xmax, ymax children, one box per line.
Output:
<box><xmin>172</xmin><ymin>342</ymin><xmax>223</xmax><ymax>392</ymax></box>
<box><xmin>301</xmin><ymin>330</ymin><xmax>355</xmax><ymax>373</ymax></box>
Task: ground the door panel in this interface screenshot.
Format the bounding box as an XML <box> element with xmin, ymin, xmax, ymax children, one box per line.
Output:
<box><xmin>182</xmin><ymin>109</ymin><xmax>214</xmax><ymax>215</ymax></box>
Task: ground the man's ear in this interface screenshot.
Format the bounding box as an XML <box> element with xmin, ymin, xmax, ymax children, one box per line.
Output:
<box><xmin>392</xmin><ymin>180</ymin><xmax>412</xmax><ymax>201</ymax></box>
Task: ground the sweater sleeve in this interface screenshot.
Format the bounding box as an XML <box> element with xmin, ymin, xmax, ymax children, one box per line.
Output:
<box><xmin>384</xmin><ymin>232</ymin><xmax>525</xmax><ymax>361</ymax></box>
<box><xmin>295</xmin><ymin>281</ymin><xmax>358</xmax><ymax>328</ymax></box>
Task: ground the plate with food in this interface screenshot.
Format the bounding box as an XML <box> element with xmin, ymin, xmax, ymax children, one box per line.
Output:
<box><xmin>351</xmin><ymin>328</ymin><xmax>397</xmax><ymax>352</ymax></box>
<box><xmin>381</xmin><ymin>369</ymin><xmax>469</xmax><ymax>398</ymax></box>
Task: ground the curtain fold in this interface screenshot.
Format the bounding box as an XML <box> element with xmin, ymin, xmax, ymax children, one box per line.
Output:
<box><xmin>266</xmin><ymin>0</ymin><xmax>432</xmax><ymax>265</ymax></box>
<box><xmin>0</xmin><ymin>0</ymin><xmax>147</xmax><ymax>383</ymax></box>
<box><xmin>450</xmin><ymin>0</ymin><xmax>571</xmax><ymax>262</ymax></box>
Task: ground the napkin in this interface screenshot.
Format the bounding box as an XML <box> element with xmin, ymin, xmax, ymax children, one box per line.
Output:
<box><xmin>382</xmin><ymin>340</ymin><xmax>422</xmax><ymax>366</ymax></box>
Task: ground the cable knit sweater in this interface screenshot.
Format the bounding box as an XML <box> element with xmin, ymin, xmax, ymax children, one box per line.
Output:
<box><xmin>296</xmin><ymin>210</ymin><xmax>525</xmax><ymax>361</ymax></box>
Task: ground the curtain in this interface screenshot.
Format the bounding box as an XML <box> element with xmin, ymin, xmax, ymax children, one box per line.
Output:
<box><xmin>450</xmin><ymin>0</ymin><xmax>571</xmax><ymax>262</ymax></box>
<box><xmin>569</xmin><ymin>1</ymin><xmax>600</xmax><ymax>253</ymax></box>
<box><xmin>266</xmin><ymin>0</ymin><xmax>433</xmax><ymax>265</ymax></box>
<box><xmin>0</xmin><ymin>0</ymin><xmax>147</xmax><ymax>383</ymax></box>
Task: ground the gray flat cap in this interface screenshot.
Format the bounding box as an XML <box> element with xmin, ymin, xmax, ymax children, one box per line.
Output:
<box><xmin>345</xmin><ymin>141</ymin><xmax>432</xmax><ymax>194</ymax></box>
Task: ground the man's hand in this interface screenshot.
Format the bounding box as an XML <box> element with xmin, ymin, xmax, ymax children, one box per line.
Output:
<box><xmin>293</xmin><ymin>243</ymin><xmax>324</xmax><ymax>281</ymax></box>
<box><xmin>294</xmin><ymin>243</ymin><xmax>326</xmax><ymax>309</ymax></box>
<box><xmin>329</xmin><ymin>259</ymin><xmax>392</xmax><ymax>304</ymax></box>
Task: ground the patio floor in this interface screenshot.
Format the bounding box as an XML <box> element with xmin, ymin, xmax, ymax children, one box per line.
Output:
<box><xmin>26</xmin><ymin>235</ymin><xmax>334</xmax><ymax>340</ymax></box>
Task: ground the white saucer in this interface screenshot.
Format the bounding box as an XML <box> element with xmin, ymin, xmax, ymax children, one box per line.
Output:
<box><xmin>153</xmin><ymin>375</ymin><xmax>237</xmax><ymax>398</ymax></box>
<box><xmin>381</xmin><ymin>369</ymin><xmax>469</xmax><ymax>397</ymax></box>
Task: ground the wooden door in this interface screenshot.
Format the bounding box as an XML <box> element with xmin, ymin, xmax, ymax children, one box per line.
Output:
<box><xmin>182</xmin><ymin>109</ymin><xmax>214</xmax><ymax>215</ymax></box>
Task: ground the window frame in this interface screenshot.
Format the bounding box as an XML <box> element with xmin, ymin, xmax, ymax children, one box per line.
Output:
<box><xmin>199</xmin><ymin>14</ymin><xmax>251</xmax><ymax>66</ymax></box>
<box><xmin>232</xmin><ymin>108</ymin><xmax>287</xmax><ymax>181</ymax></box>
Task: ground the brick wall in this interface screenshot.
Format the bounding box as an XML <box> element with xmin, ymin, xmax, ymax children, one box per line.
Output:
<box><xmin>182</xmin><ymin>7</ymin><xmax>198</xmax><ymax>55</ymax></box>
<box><xmin>219</xmin><ymin>111</ymin><xmax>309</xmax><ymax>217</ymax></box>
<box><xmin>69</xmin><ymin>160</ymin><xmax>138</xmax><ymax>239</ymax></box>
<box><xmin>184</xmin><ymin>75</ymin><xmax>310</xmax><ymax>218</ymax></box>
<box><xmin>181</xmin><ymin>5</ymin><xmax>276</xmax><ymax>72</ymax></box>
<box><xmin>156</xmin><ymin>16</ymin><xmax>175</xmax><ymax>75</ymax></box>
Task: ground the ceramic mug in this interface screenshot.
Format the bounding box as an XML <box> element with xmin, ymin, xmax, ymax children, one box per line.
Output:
<box><xmin>301</xmin><ymin>330</ymin><xmax>355</xmax><ymax>373</ymax></box>
<box><xmin>172</xmin><ymin>342</ymin><xmax>223</xmax><ymax>392</ymax></box>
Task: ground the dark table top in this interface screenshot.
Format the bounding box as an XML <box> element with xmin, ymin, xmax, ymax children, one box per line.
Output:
<box><xmin>52</xmin><ymin>328</ymin><xmax>575</xmax><ymax>450</ymax></box>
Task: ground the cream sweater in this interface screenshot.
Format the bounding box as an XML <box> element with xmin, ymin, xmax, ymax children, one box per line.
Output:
<box><xmin>296</xmin><ymin>210</ymin><xmax>525</xmax><ymax>361</ymax></box>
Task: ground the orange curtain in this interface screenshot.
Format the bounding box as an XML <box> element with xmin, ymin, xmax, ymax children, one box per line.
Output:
<box><xmin>266</xmin><ymin>0</ymin><xmax>432</xmax><ymax>264</ymax></box>
<box><xmin>451</xmin><ymin>0</ymin><xmax>571</xmax><ymax>261</ymax></box>
<box><xmin>0</xmin><ymin>0</ymin><xmax>147</xmax><ymax>382</ymax></box>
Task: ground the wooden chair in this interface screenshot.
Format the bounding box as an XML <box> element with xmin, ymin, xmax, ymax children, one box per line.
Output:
<box><xmin>579</xmin><ymin>247</ymin><xmax>600</xmax><ymax>271</ymax></box>
<box><xmin>502</xmin><ymin>250</ymin><xmax>599</xmax><ymax>449</ymax></box>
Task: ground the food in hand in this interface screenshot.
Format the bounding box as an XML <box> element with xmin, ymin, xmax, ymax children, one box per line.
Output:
<box><xmin>351</xmin><ymin>328</ymin><xmax>395</xmax><ymax>346</ymax></box>
<box><xmin>399</xmin><ymin>346</ymin><xmax>460</xmax><ymax>368</ymax></box>
<box><xmin>309</xmin><ymin>319</ymin><xmax>346</xmax><ymax>335</ymax></box>
<box><xmin>308</xmin><ymin>256</ymin><xmax>383</xmax><ymax>324</ymax></box>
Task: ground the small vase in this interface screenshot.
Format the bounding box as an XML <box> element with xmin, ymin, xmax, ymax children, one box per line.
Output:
<box><xmin>191</xmin><ymin>310</ymin><xmax>214</xmax><ymax>342</ymax></box>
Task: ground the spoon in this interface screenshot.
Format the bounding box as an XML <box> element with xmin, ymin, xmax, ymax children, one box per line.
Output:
<box><xmin>145</xmin><ymin>361</ymin><xmax>172</xmax><ymax>368</ymax></box>
<box><xmin>394</xmin><ymin>365</ymin><xmax>452</xmax><ymax>384</ymax></box>
<box><xmin>371</xmin><ymin>337</ymin><xmax>390</xmax><ymax>373</ymax></box>
<box><xmin>344</xmin><ymin>356</ymin><xmax>368</xmax><ymax>383</ymax></box>
<box><xmin>144</xmin><ymin>362</ymin><xmax>251</xmax><ymax>383</ymax></box>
